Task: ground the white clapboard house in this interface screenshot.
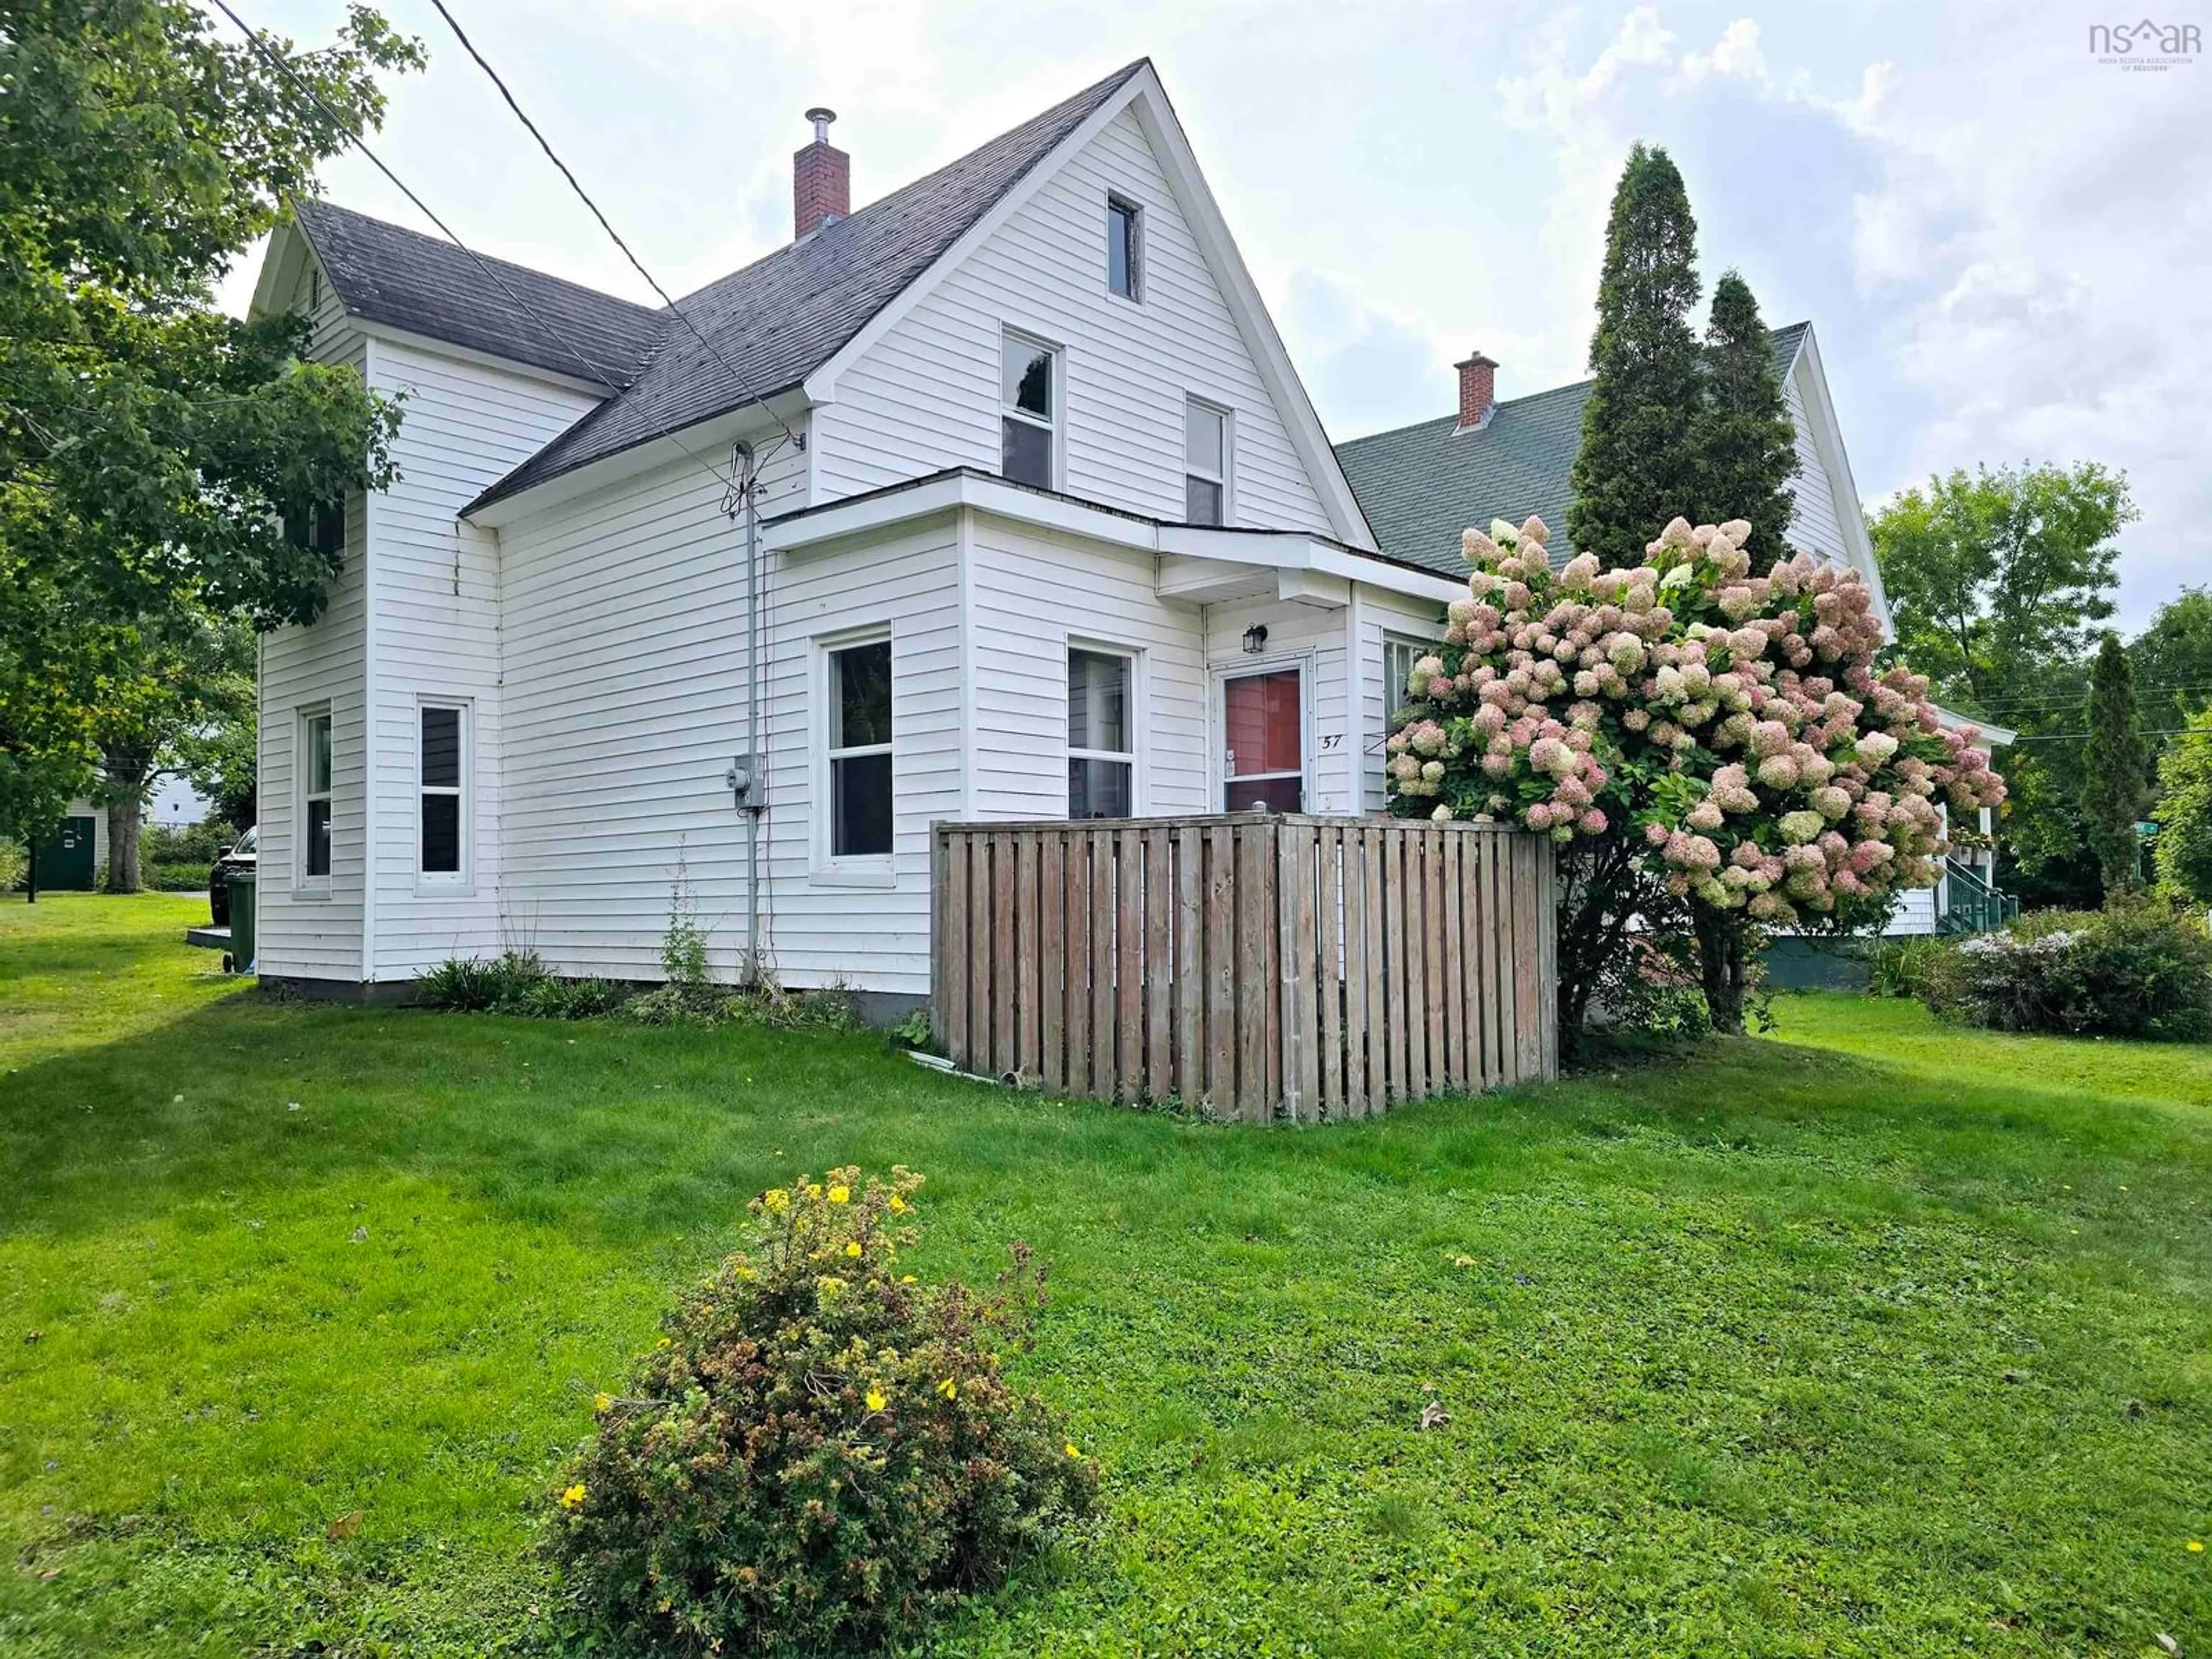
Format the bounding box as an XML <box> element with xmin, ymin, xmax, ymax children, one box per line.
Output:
<box><xmin>249</xmin><ymin>62</ymin><xmax>1476</xmax><ymax>1009</ymax></box>
<box><xmin>250</xmin><ymin>60</ymin><xmax>1994</xmax><ymax>1009</ymax></box>
<box><xmin>1336</xmin><ymin>329</ymin><xmax>2014</xmax><ymax>939</ymax></box>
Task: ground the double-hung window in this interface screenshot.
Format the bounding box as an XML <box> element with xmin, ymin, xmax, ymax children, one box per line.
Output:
<box><xmin>1185</xmin><ymin>399</ymin><xmax>1229</xmax><ymax>526</ymax></box>
<box><xmin>287</xmin><ymin>497</ymin><xmax>345</xmax><ymax>556</ymax></box>
<box><xmin>419</xmin><ymin>703</ymin><xmax>466</xmax><ymax>880</ymax></box>
<box><xmin>828</xmin><ymin>638</ymin><xmax>894</xmax><ymax>859</ymax></box>
<box><xmin>1001</xmin><ymin>331</ymin><xmax>1058</xmax><ymax>490</ymax></box>
<box><xmin>1106</xmin><ymin>195</ymin><xmax>1141</xmax><ymax>300</ymax></box>
<box><xmin>300</xmin><ymin>709</ymin><xmax>332</xmax><ymax>882</ymax></box>
<box><xmin>1384</xmin><ymin>635</ymin><xmax>1429</xmax><ymax>717</ymax></box>
<box><xmin>1067</xmin><ymin>647</ymin><xmax>1135</xmax><ymax>819</ymax></box>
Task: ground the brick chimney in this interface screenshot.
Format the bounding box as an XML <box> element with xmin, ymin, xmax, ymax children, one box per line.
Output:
<box><xmin>1455</xmin><ymin>351</ymin><xmax>1498</xmax><ymax>430</ymax></box>
<box><xmin>793</xmin><ymin>107</ymin><xmax>849</xmax><ymax>240</ymax></box>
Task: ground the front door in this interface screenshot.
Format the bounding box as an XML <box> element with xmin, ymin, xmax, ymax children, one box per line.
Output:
<box><xmin>34</xmin><ymin>816</ymin><xmax>97</xmax><ymax>891</ymax></box>
<box><xmin>1221</xmin><ymin>667</ymin><xmax>1304</xmax><ymax>812</ymax></box>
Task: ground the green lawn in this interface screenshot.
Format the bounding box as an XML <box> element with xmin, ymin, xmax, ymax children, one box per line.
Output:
<box><xmin>2</xmin><ymin>893</ymin><xmax>2207</xmax><ymax>1657</ymax></box>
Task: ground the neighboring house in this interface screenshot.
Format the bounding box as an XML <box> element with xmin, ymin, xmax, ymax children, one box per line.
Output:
<box><xmin>1335</xmin><ymin>329</ymin><xmax>2014</xmax><ymax>937</ymax></box>
<box><xmin>248</xmin><ymin>61</ymin><xmax>1463</xmax><ymax>1007</ymax></box>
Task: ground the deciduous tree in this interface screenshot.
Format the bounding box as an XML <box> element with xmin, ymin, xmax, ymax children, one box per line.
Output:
<box><xmin>1</xmin><ymin>0</ymin><xmax>418</xmax><ymax>849</ymax></box>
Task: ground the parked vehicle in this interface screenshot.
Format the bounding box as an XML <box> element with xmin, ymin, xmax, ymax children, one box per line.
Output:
<box><xmin>209</xmin><ymin>827</ymin><xmax>257</xmax><ymax>927</ymax></box>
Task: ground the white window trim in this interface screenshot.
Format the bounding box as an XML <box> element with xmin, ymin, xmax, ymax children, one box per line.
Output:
<box><xmin>1000</xmin><ymin>327</ymin><xmax>1062</xmax><ymax>493</ymax></box>
<box><xmin>1105</xmin><ymin>192</ymin><xmax>1142</xmax><ymax>302</ymax></box>
<box><xmin>1381</xmin><ymin>631</ymin><xmax>1434</xmax><ymax>715</ymax></box>
<box><xmin>1213</xmin><ymin>654</ymin><xmax>1313</xmax><ymax>814</ymax></box>
<box><xmin>415</xmin><ymin>697</ymin><xmax>472</xmax><ymax>892</ymax></box>
<box><xmin>812</xmin><ymin>624</ymin><xmax>897</xmax><ymax>887</ymax></box>
<box><xmin>1185</xmin><ymin>396</ymin><xmax>1233</xmax><ymax>527</ymax></box>
<box><xmin>1066</xmin><ymin>638</ymin><xmax>1145</xmax><ymax>820</ymax></box>
<box><xmin>296</xmin><ymin>703</ymin><xmax>333</xmax><ymax>893</ymax></box>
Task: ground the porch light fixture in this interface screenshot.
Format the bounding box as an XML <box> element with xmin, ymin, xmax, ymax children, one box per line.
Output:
<box><xmin>1241</xmin><ymin>624</ymin><xmax>1268</xmax><ymax>656</ymax></box>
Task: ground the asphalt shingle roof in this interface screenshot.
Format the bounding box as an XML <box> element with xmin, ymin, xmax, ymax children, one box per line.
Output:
<box><xmin>474</xmin><ymin>61</ymin><xmax>1148</xmax><ymax>509</ymax></box>
<box><xmin>292</xmin><ymin>199</ymin><xmax>665</xmax><ymax>388</ymax></box>
<box><xmin>293</xmin><ymin>63</ymin><xmax>1145</xmax><ymax>514</ymax></box>
<box><xmin>1333</xmin><ymin>322</ymin><xmax>1808</xmax><ymax>575</ymax></box>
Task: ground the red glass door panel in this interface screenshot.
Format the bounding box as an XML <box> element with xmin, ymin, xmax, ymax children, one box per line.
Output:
<box><xmin>1223</xmin><ymin>668</ymin><xmax>1302</xmax><ymax>812</ymax></box>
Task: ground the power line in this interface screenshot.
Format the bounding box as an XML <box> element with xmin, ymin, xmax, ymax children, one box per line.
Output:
<box><xmin>206</xmin><ymin>0</ymin><xmax>743</xmax><ymax>495</ymax></box>
<box><xmin>424</xmin><ymin>0</ymin><xmax>798</xmax><ymax>457</ymax></box>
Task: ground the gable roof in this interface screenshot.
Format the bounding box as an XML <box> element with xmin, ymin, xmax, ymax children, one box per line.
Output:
<box><xmin>470</xmin><ymin>61</ymin><xmax>1147</xmax><ymax>512</ymax></box>
<box><xmin>291</xmin><ymin>199</ymin><xmax>664</xmax><ymax>388</ymax></box>
<box><xmin>1334</xmin><ymin>322</ymin><xmax>1808</xmax><ymax>575</ymax></box>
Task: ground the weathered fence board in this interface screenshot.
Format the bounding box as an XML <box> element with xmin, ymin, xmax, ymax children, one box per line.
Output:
<box><xmin>929</xmin><ymin>814</ymin><xmax>1556</xmax><ymax>1120</ymax></box>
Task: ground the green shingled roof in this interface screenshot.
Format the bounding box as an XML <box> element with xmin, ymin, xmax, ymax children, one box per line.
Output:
<box><xmin>1334</xmin><ymin>323</ymin><xmax>1808</xmax><ymax>575</ymax></box>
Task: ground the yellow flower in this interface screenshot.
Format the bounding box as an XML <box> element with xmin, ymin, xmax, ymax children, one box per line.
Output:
<box><xmin>937</xmin><ymin>1378</ymin><xmax>957</xmax><ymax>1400</ymax></box>
<box><xmin>805</xmin><ymin>1183</ymin><xmax>823</xmax><ymax>1200</ymax></box>
<box><xmin>1064</xmin><ymin>1442</ymin><xmax>1080</xmax><ymax>1459</ymax></box>
<box><xmin>2191</xmin><ymin>1539</ymin><xmax>2206</xmax><ymax>1553</ymax></box>
<box><xmin>560</xmin><ymin>1483</ymin><xmax>586</xmax><ymax>1510</ymax></box>
<box><xmin>844</xmin><ymin>1240</ymin><xmax>863</xmax><ymax>1258</ymax></box>
<box><xmin>764</xmin><ymin>1188</ymin><xmax>790</xmax><ymax>1214</ymax></box>
<box><xmin>866</xmin><ymin>1388</ymin><xmax>887</xmax><ymax>1412</ymax></box>
<box><xmin>889</xmin><ymin>1195</ymin><xmax>907</xmax><ymax>1213</ymax></box>
<box><xmin>656</xmin><ymin>1336</ymin><xmax>671</xmax><ymax>1350</ymax></box>
<box><xmin>828</xmin><ymin>1185</ymin><xmax>851</xmax><ymax>1205</ymax></box>
<box><xmin>900</xmin><ymin>1274</ymin><xmax>917</xmax><ymax>1285</ymax></box>
<box><xmin>817</xmin><ymin>1275</ymin><xmax>846</xmax><ymax>1298</ymax></box>
<box><xmin>594</xmin><ymin>1392</ymin><xmax>613</xmax><ymax>1413</ymax></box>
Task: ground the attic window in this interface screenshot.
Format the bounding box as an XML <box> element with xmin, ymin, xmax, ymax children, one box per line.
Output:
<box><xmin>309</xmin><ymin>267</ymin><xmax>321</xmax><ymax>314</ymax></box>
<box><xmin>1107</xmin><ymin>195</ymin><xmax>1141</xmax><ymax>300</ymax></box>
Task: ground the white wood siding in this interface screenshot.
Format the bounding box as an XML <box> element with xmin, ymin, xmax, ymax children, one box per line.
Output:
<box><xmin>816</xmin><ymin>107</ymin><xmax>1334</xmax><ymax>535</ymax></box>
<box><xmin>493</xmin><ymin>438</ymin><xmax>963</xmax><ymax>997</ymax></box>
<box><xmin>363</xmin><ymin>339</ymin><xmax>600</xmax><ymax>978</ymax></box>
<box><xmin>1202</xmin><ymin>599</ymin><xmax>1361</xmax><ymax>815</ymax></box>
<box><xmin>257</xmin><ymin>256</ymin><xmax>370</xmax><ymax>979</ymax></box>
<box><xmin>1782</xmin><ymin>367</ymin><xmax>1847</xmax><ymax>567</ymax></box>
<box><xmin>967</xmin><ymin>518</ymin><xmax>1207</xmax><ymax>821</ymax></box>
<box><xmin>1354</xmin><ymin>592</ymin><xmax>1450</xmax><ymax>812</ymax></box>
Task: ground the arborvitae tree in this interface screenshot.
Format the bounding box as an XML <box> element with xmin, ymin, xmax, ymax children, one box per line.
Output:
<box><xmin>2081</xmin><ymin>631</ymin><xmax>2149</xmax><ymax>895</ymax></box>
<box><xmin>1695</xmin><ymin>271</ymin><xmax>1797</xmax><ymax>553</ymax></box>
<box><xmin>1566</xmin><ymin>142</ymin><xmax>1704</xmax><ymax>565</ymax></box>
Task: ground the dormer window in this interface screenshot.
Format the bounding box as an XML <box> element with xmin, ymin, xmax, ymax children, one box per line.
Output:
<box><xmin>1001</xmin><ymin>329</ymin><xmax>1059</xmax><ymax>490</ymax></box>
<box><xmin>1107</xmin><ymin>195</ymin><xmax>1141</xmax><ymax>300</ymax></box>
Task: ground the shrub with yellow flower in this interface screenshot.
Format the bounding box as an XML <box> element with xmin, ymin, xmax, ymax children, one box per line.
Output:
<box><xmin>547</xmin><ymin>1164</ymin><xmax>1093</xmax><ymax>1657</ymax></box>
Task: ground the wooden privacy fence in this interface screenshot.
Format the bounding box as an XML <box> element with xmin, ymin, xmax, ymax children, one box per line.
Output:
<box><xmin>929</xmin><ymin>814</ymin><xmax>1556</xmax><ymax>1122</ymax></box>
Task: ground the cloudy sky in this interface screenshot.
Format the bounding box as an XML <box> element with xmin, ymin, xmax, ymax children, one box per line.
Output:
<box><xmin>217</xmin><ymin>0</ymin><xmax>2209</xmax><ymax>627</ymax></box>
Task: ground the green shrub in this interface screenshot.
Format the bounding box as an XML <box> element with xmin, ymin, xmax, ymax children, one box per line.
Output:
<box><xmin>1920</xmin><ymin>904</ymin><xmax>2212</xmax><ymax>1039</ymax></box>
<box><xmin>519</xmin><ymin>975</ymin><xmax>628</xmax><ymax>1020</ymax></box>
<box><xmin>142</xmin><ymin>821</ymin><xmax>234</xmax><ymax>867</ymax></box>
<box><xmin>143</xmin><ymin>861</ymin><xmax>211</xmax><ymax>892</ymax></box>
<box><xmin>619</xmin><ymin>979</ymin><xmax>858</xmax><ymax>1032</ymax></box>
<box><xmin>549</xmin><ymin>1167</ymin><xmax>1095</xmax><ymax>1657</ymax></box>
<box><xmin>415</xmin><ymin>950</ymin><xmax>550</xmax><ymax>1013</ymax></box>
<box><xmin>0</xmin><ymin>839</ymin><xmax>28</xmax><ymax>892</ymax></box>
<box><xmin>1866</xmin><ymin>934</ymin><xmax>1952</xmax><ymax>999</ymax></box>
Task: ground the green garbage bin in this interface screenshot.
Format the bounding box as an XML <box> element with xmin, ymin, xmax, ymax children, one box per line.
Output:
<box><xmin>226</xmin><ymin>869</ymin><xmax>257</xmax><ymax>975</ymax></box>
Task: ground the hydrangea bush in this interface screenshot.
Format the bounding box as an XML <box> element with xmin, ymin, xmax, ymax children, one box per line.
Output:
<box><xmin>1385</xmin><ymin>513</ymin><xmax>2006</xmax><ymax>1032</ymax></box>
<box><xmin>548</xmin><ymin>1167</ymin><xmax>1096</xmax><ymax>1657</ymax></box>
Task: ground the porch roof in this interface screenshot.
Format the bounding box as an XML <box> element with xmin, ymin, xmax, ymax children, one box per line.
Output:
<box><xmin>762</xmin><ymin>466</ymin><xmax>1462</xmax><ymax>609</ymax></box>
